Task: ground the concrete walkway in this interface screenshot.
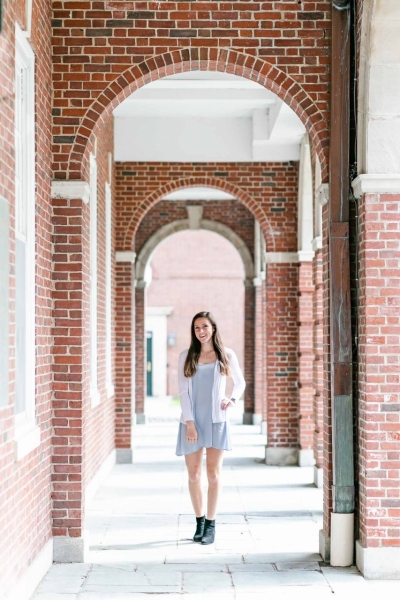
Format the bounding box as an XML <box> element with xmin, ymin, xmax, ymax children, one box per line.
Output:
<box><xmin>31</xmin><ymin>406</ymin><xmax>400</xmax><ymax>599</ymax></box>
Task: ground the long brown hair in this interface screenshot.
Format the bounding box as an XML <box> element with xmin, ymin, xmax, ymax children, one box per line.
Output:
<box><xmin>184</xmin><ymin>311</ymin><xmax>230</xmax><ymax>377</ymax></box>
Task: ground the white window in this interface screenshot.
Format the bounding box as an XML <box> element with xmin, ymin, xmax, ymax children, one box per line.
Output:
<box><xmin>105</xmin><ymin>180</ymin><xmax>114</xmax><ymax>398</ymax></box>
<box><xmin>14</xmin><ymin>23</ymin><xmax>40</xmax><ymax>460</ymax></box>
<box><xmin>90</xmin><ymin>153</ymin><xmax>100</xmax><ymax>407</ymax></box>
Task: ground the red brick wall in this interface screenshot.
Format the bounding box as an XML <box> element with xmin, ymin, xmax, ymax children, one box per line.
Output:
<box><xmin>116</xmin><ymin>162</ymin><xmax>298</xmax><ymax>250</ymax></box>
<box><xmin>266</xmin><ymin>263</ymin><xmax>299</xmax><ymax>448</ymax></box>
<box><xmin>313</xmin><ymin>249</ymin><xmax>324</xmax><ymax>469</ymax></box>
<box><xmin>322</xmin><ymin>202</ymin><xmax>332</xmax><ymax>540</ymax></box>
<box><xmin>298</xmin><ymin>261</ymin><xmax>315</xmax><ymax>455</ymax></box>
<box><xmin>0</xmin><ymin>1</ymin><xmax>53</xmax><ymax>596</ymax></box>
<box><xmin>84</xmin><ymin>118</ymin><xmax>116</xmax><ymax>486</ymax></box>
<box><xmin>357</xmin><ymin>193</ymin><xmax>400</xmax><ymax>549</ymax></box>
<box><xmin>51</xmin><ymin>2</ymin><xmax>331</xmax><ymax>182</ymax></box>
<box><xmin>115</xmin><ymin>261</ymin><xmax>135</xmax><ymax>446</ymax></box>
<box><xmin>52</xmin><ymin>115</ymin><xmax>116</xmax><ymax>538</ymax></box>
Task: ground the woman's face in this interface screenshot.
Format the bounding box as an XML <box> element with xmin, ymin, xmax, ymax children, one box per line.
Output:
<box><xmin>193</xmin><ymin>318</ymin><xmax>214</xmax><ymax>344</ymax></box>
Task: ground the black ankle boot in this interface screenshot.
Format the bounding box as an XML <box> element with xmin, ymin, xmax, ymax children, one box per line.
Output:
<box><xmin>193</xmin><ymin>515</ymin><xmax>205</xmax><ymax>542</ymax></box>
<box><xmin>201</xmin><ymin>518</ymin><xmax>215</xmax><ymax>545</ymax></box>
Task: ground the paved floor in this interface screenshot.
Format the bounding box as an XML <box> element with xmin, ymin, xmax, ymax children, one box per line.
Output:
<box><xmin>31</xmin><ymin>402</ymin><xmax>400</xmax><ymax>599</ymax></box>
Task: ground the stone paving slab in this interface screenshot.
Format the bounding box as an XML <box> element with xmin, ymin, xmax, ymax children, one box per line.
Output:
<box><xmin>231</xmin><ymin>570</ymin><xmax>329</xmax><ymax>590</ymax></box>
<box><xmin>243</xmin><ymin>552</ymin><xmax>322</xmax><ymax>563</ymax></box>
<box><xmin>29</xmin><ymin>420</ymin><xmax>400</xmax><ymax>600</ymax></box>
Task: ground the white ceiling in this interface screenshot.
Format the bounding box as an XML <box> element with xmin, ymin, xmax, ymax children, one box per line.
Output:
<box><xmin>113</xmin><ymin>72</ymin><xmax>306</xmax><ymax>162</ymax></box>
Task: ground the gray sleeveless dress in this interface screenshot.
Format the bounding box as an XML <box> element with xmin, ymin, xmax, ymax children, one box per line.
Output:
<box><xmin>176</xmin><ymin>361</ymin><xmax>232</xmax><ymax>456</ymax></box>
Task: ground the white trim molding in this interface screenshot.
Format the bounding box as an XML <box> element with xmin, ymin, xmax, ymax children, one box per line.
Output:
<box><xmin>116</xmin><ymin>251</ymin><xmax>136</xmax><ymax>263</ymax></box>
<box><xmin>312</xmin><ymin>236</ymin><xmax>323</xmax><ymax>252</ymax></box>
<box><xmin>316</xmin><ymin>183</ymin><xmax>329</xmax><ymax>206</ymax></box>
<box><xmin>51</xmin><ymin>180</ymin><xmax>90</xmax><ymax>204</ymax></box>
<box><xmin>265</xmin><ymin>252</ymin><xmax>299</xmax><ymax>264</ymax></box>
<box><xmin>352</xmin><ymin>174</ymin><xmax>400</xmax><ymax>199</ymax></box>
<box><xmin>297</xmin><ymin>250</ymin><xmax>314</xmax><ymax>262</ymax></box>
<box><xmin>14</xmin><ymin>423</ymin><xmax>41</xmax><ymax>462</ymax></box>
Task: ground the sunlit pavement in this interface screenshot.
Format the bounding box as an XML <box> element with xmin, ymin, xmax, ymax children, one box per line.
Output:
<box><xmin>31</xmin><ymin>400</ymin><xmax>400</xmax><ymax>599</ymax></box>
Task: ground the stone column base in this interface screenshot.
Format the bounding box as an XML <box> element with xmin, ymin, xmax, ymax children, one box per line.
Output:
<box><xmin>319</xmin><ymin>528</ymin><xmax>330</xmax><ymax>563</ymax></box>
<box><xmin>252</xmin><ymin>413</ymin><xmax>262</xmax><ymax>425</ymax></box>
<box><xmin>261</xmin><ymin>420</ymin><xmax>267</xmax><ymax>435</ymax></box>
<box><xmin>243</xmin><ymin>412</ymin><xmax>253</xmax><ymax>425</ymax></box>
<box><xmin>116</xmin><ymin>448</ymin><xmax>133</xmax><ymax>464</ymax></box>
<box><xmin>298</xmin><ymin>449</ymin><xmax>316</xmax><ymax>467</ymax></box>
<box><xmin>313</xmin><ymin>466</ymin><xmax>323</xmax><ymax>488</ymax></box>
<box><xmin>53</xmin><ymin>535</ymin><xmax>88</xmax><ymax>563</ymax></box>
<box><xmin>136</xmin><ymin>412</ymin><xmax>146</xmax><ymax>424</ymax></box>
<box><xmin>265</xmin><ymin>446</ymin><xmax>298</xmax><ymax>466</ymax></box>
<box><xmin>356</xmin><ymin>541</ymin><xmax>400</xmax><ymax>579</ymax></box>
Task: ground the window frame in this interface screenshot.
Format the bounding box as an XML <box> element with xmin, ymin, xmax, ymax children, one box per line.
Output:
<box><xmin>105</xmin><ymin>180</ymin><xmax>114</xmax><ymax>399</ymax></box>
<box><xmin>13</xmin><ymin>23</ymin><xmax>40</xmax><ymax>460</ymax></box>
<box><xmin>90</xmin><ymin>153</ymin><xmax>100</xmax><ymax>407</ymax></box>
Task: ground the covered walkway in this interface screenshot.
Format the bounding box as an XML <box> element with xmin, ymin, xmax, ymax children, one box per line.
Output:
<box><xmin>31</xmin><ymin>410</ymin><xmax>399</xmax><ymax>598</ymax></box>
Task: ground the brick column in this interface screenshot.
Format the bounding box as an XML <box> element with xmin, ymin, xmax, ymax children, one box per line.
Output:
<box><xmin>115</xmin><ymin>252</ymin><xmax>136</xmax><ymax>462</ymax></box>
<box><xmin>320</xmin><ymin>199</ymin><xmax>332</xmax><ymax>562</ymax></box>
<box><xmin>353</xmin><ymin>184</ymin><xmax>400</xmax><ymax>578</ymax></box>
<box><xmin>51</xmin><ymin>193</ymin><xmax>90</xmax><ymax>562</ymax></box>
<box><xmin>298</xmin><ymin>259</ymin><xmax>316</xmax><ymax>467</ymax></box>
<box><xmin>265</xmin><ymin>260</ymin><xmax>299</xmax><ymax>465</ymax></box>
<box><xmin>254</xmin><ymin>279</ymin><xmax>266</xmax><ymax>426</ymax></box>
<box><xmin>135</xmin><ymin>284</ymin><xmax>146</xmax><ymax>423</ymax></box>
<box><xmin>312</xmin><ymin>245</ymin><xmax>324</xmax><ymax>487</ymax></box>
<box><xmin>243</xmin><ymin>282</ymin><xmax>255</xmax><ymax>424</ymax></box>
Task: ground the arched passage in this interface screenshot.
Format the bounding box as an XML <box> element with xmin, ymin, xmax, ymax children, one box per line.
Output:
<box><xmin>135</xmin><ymin>218</ymin><xmax>255</xmax><ymax>285</ymax></box>
<box><xmin>133</xmin><ymin>217</ymin><xmax>257</xmax><ymax>426</ymax></box>
<box><xmin>118</xmin><ymin>173</ymin><xmax>286</xmax><ymax>254</ymax></box>
<box><xmin>65</xmin><ymin>48</ymin><xmax>329</xmax><ymax>183</ymax></box>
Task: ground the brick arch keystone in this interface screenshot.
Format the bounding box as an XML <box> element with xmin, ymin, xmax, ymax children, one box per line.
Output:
<box><xmin>122</xmin><ymin>178</ymin><xmax>276</xmax><ymax>253</ymax></box>
<box><xmin>68</xmin><ymin>48</ymin><xmax>329</xmax><ymax>182</ymax></box>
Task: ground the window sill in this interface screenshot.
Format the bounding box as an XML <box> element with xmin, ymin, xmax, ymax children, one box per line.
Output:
<box><xmin>91</xmin><ymin>388</ymin><xmax>100</xmax><ymax>408</ymax></box>
<box><xmin>106</xmin><ymin>383</ymin><xmax>115</xmax><ymax>399</ymax></box>
<box><xmin>14</xmin><ymin>422</ymin><xmax>41</xmax><ymax>462</ymax></box>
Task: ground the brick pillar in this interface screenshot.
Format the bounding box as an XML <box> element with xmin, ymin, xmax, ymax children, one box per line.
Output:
<box><xmin>115</xmin><ymin>254</ymin><xmax>135</xmax><ymax>462</ymax></box>
<box><xmin>51</xmin><ymin>195</ymin><xmax>90</xmax><ymax>562</ymax></box>
<box><xmin>312</xmin><ymin>246</ymin><xmax>324</xmax><ymax>487</ymax></box>
<box><xmin>298</xmin><ymin>260</ymin><xmax>316</xmax><ymax>467</ymax></box>
<box><xmin>135</xmin><ymin>284</ymin><xmax>146</xmax><ymax>423</ymax></box>
<box><xmin>243</xmin><ymin>282</ymin><xmax>255</xmax><ymax>424</ymax></box>
<box><xmin>261</xmin><ymin>277</ymin><xmax>268</xmax><ymax>430</ymax></box>
<box><xmin>320</xmin><ymin>200</ymin><xmax>332</xmax><ymax>562</ymax></box>
<box><xmin>265</xmin><ymin>262</ymin><xmax>299</xmax><ymax>466</ymax></box>
<box><xmin>355</xmin><ymin>190</ymin><xmax>400</xmax><ymax>577</ymax></box>
<box><xmin>254</xmin><ymin>279</ymin><xmax>266</xmax><ymax>425</ymax></box>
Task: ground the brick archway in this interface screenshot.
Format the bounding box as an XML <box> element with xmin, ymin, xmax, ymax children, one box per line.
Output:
<box><xmin>135</xmin><ymin>218</ymin><xmax>255</xmax><ymax>284</ymax></box>
<box><xmin>67</xmin><ymin>48</ymin><xmax>329</xmax><ymax>182</ymax></box>
<box><xmin>122</xmin><ymin>176</ymin><xmax>275</xmax><ymax>252</ymax></box>
<box><xmin>133</xmin><ymin>217</ymin><xmax>256</xmax><ymax>424</ymax></box>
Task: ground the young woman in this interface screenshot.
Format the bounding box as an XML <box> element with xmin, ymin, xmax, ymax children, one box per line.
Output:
<box><xmin>176</xmin><ymin>311</ymin><xmax>246</xmax><ymax>545</ymax></box>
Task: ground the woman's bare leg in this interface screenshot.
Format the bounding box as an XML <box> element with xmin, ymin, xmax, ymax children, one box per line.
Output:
<box><xmin>205</xmin><ymin>448</ymin><xmax>224</xmax><ymax>520</ymax></box>
<box><xmin>185</xmin><ymin>448</ymin><xmax>204</xmax><ymax>517</ymax></box>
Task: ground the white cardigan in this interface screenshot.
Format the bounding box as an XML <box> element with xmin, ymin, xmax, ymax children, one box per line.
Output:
<box><xmin>178</xmin><ymin>347</ymin><xmax>246</xmax><ymax>424</ymax></box>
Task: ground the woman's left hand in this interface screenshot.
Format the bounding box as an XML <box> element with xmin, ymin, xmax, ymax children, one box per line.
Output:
<box><xmin>221</xmin><ymin>398</ymin><xmax>234</xmax><ymax>410</ymax></box>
